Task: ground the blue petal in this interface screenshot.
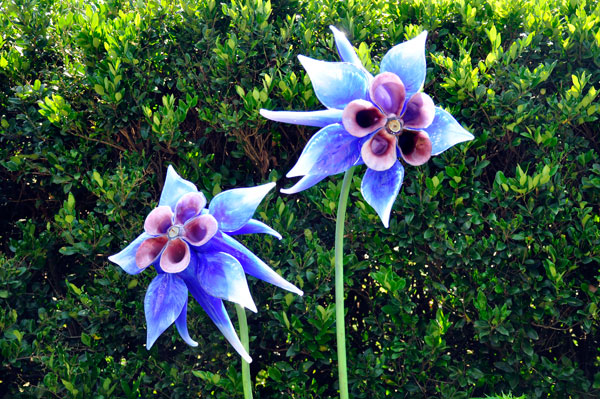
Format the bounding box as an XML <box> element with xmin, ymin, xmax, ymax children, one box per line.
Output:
<box><xmin>196</xmin><ymin>251</ymin><xmax>257</xmax><ymax>312</ymax></box>
<box><xmin>426</xmin><ymin>107</ymin><xmax>474</xmax><ymax>156</ymax></box>
<box><xmin>287</xmin><ymin>124</ymin><xmax>362</xmax><ymax>178</ymax></box>
<box><xmin>159</xmin><ymin>165</ymin><xmax>199</xmax><ymax>210</ymax></box>
<box><xmin>186</xmin><ymin>278</ymin><xmax>252</xmax><ymax>363</ymax></box>
<box><xmin>174</xmin><ymin>298</ymin><xmax>198</xmax><ymax>347</ymax></box>
<box><xmin>281</xmin><ymin>174</ymin><xmax>328</xmax><ymax>195</ymax></box>
<box><xmin>211</xmin><ymin>233</ymin><xmax>303</xmax><ymax>296</ymax></box>
<box><xmin>209</xmin><ymin>183</ymin><xmax>275</xmax><ymax>232</ymax></box>
<box><xmin>361</xmin><ymin>162</ymin><xmax>405</xmax><ymax>228</ymax></box>
<box><xmin>228</xmin><ymin>219</ymin><xmax>282</xmax><ymax>240</ymax></box>
<box><xmin>330</xmin><ymin>26</ymin><xmax>362</xmax><ymax>67</ymax></box>
<box><xmin>260</xmin><ymin>109</ymin><xmax>343</xmax><ymax>128</ymax></box>
<box><xmin>144</xmin><ymin>273</ymin><xmax>188</xmax><ymax>349</ymax></box>
<box><xmin>298</xmin><ymin>55</ymin><xmax>369</xmax><ymax>109</ymax></box>
<box><xmin>380</xmin><ymin>31</ymin><xmax>428</xmax><ymax>97</ymax></box>
<box><xmin>108</xmin><ymin>232</ymin><xmax>153</xmax><ymax>275</ymax></box>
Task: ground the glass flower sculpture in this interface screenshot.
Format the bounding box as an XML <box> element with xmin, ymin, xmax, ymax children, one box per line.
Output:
<box><xmin>261</xmin><ymin>26</ymin><xmax>474</xmax><ymax>227</ymax></box>
<box><xmin>108</xmin><ymin>166</ymin><xmax>302</xmax><ymax>362</ymax></box>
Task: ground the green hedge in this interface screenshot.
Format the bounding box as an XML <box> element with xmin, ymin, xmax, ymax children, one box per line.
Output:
<box><xmin>1</xmin><ymin>0</ymin><xmax>599</xmax><ymax>398</ymax></box>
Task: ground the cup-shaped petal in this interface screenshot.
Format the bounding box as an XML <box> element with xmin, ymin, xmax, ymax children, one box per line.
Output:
<box><xmin>361</xmin><ymin>162</ymin><xmax>404</xmax><ymax>228</ymax></box>
<box><xmin>160</xmin><ymin>238</ymin><xmax>191</xmax><ymax>273</ymax></box>
<box><xmin>109</xmin><ymin>232</ymin><xmax>154</xmax><ymax>275</ymax></box>
<box><xmin>380</xmin><ymin>31</ymin><xmax>428</xmax><ymax>97</ymax></box>
<box><xmin>159</xmin><ymin>165</ymin><xmax>199</xmax><ymax>210</ymax></box>
<box><xmin>208</xmin><ymin>183</ymin><xmax>275</xmax><ymax>232</ymax></box>
<box><xmin>369</xmin><ymin>72</ymin><xmax>406</xmax><ymax>115</ymax></box>
<box><xmin>361</xmin><ymin>130</ymin><xmax>398</xmax><ymax>171</ymax></box>
<box><xmin>426</xmin><ymin>107</ymin><xmax>475</xmax><ymax>155</ymax></box>
<box><xmin>184</xmin><ymin>214</ymin><xmax>218</xmax><ymax>246</ymax></box>
<box><xmin>135</xmin><ymin>236</ymin><xmax>168</xmax><ymax>269</ymax></box>
<box><xmin>342</xmin><ymin>99</ymin><xmax>386</xmax><ymax>137</ymax></box>
<box><xmin>402</xmin><ymin>92</ymin><xmax>435</xmax><ymax>129</ymax></box>
<box><xmin>144</xmin><ymin>206</ymin><xmax>173</xmax><ymax>235</ymax></box>
<box><xmin>175</xmin><ymin>192</ymin><xmax>207</xmax><ymax>225</ymax></box>
<box><xmin>398</xmin><ymin>130</ymin><xmax>432</xmax><ymax>166</ymax></box>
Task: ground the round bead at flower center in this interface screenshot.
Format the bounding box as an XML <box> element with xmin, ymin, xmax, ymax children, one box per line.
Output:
<box><xmin>167</xmin><ymin>225</ymin><xmax>183</xmax><ymax>240</ymax></box>
<box><xmin>386</xmin><ymin>117</ymin><xmax>404</xmax><ymax>135</ymax></box>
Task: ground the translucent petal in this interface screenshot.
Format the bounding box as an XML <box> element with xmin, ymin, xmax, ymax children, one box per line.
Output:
<box><xmin>144</xmin><ymin>273</ymin><xmax>188</xmax><ymax>349</ymax></box>
<box><xmin>298</xmin><ymin>55</ymin><xmax>369</xmax><ymax>109</ymax></box>
<box><xmin>330</xmin><ymin>26</ymin><xmax>362</xmax><ymax>67</ymax></box>
<box><xmin>369</xmin><ymin>72</ymin><xmax>406</xmax><ymax>115</ymax></box>
<box><xmin>260</xmin><ymin>109</ymin><xmax>343</xmax><ymax>128</ymax></box>
<box><xmin>361</xmin><ymin>162</ymin><xmax>404</xmax><ymax>228</ymax></box>
<box><xmin>342</xmin><ymin>99</ymin><xmax>386</xmax><ymax>137</ymax></box>
<box><xmin>281</xmin><ymin>174</ymin><xmax>329</xmax><ymax>195</ymax></box>
<box><xmin>135</xmin><ymin>236</ymin><xmax>168</xmax><ymax>269</ymax></box>
<box><xmin>175</xmin><ymin>192</ymin><xmax>207</xmax><ymax>225</ymax></box>
<box><xmin>287</xmin><ymin>124</ymin><xmax>361</xmax><ymax>178</ymax></box>
<box><xmin>398</xmin><ymin>130</ymin><xmax>432</xmax><ymax>166</ymax></box>
<box><xmin>186</xmin><ymin>277</ymin><xmax>252</xmax><ymax>363</ymax></box>
<box><xmin>174</xmin><ymin>298</ymin><xmax>198</xmax><ymax>347</ymax></box>
<box><xmin>184</xmin><ymin>214</ymin><xmax>218</xmax><ymax>246</ymax></box>
<box><xmin>425</xmin><ymin>107</ymin><xmax>474</xmax><ymax>156</ymax></box>
<box><xmin>144</xmin><ymin>206</ymin><xmax>173</xmax><ymax>235</ymax></box>
<box><xmin>108</xmin><ymin>232</ymin><xmax>154</xmax><ymax>275</ymax></box>
<box><xmin>209</xmin><ymin>183</ymin><xmax>275</xmax><ymax>232</ymax></box>
<box><xmin>403</xmin><ymin>93</ymin><xmax>435</xmax><ymax>129</ymax></box>
<box><xmin>361</xmin><ymin>130</ymin><xmax>398</xmax><ymax>171</ymax></box>
<box><xmin>196</xmin><ymin>251</ymin><xmax>257</xmax><ymax>313</ymax></box>
<box><xmin>211</xmin><ymin>234</ymin><xmax>303</xmax><ymax>296</ymax></box>
<box><xmin>160</xmin><ymin>238</ymin><xmax>191</xmax><ymax>273</ymax></box>
<box><xmin>159</xmin><ymin>165</ymin><xmax>199</xmax><ymax>210</ymax></box>
<box><xmin>227</xmin><ymin>219</ymin><xmax>282</xmax><ymax>240</ymax></box>
<box><xmin>380</xmin><ymin>31</ymin><xmax>428</xmax><ymax>97</ymax></box>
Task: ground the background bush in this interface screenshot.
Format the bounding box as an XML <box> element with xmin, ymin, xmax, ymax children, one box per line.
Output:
<box><xmin>1</xmin><ymin>0</ymin><xmax>599</xmax><ymax>397</ymax></box>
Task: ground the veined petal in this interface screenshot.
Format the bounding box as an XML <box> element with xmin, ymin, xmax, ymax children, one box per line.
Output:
<box><xmin>287</xmin><ymin>124</ymin><xmax>361</xmax><ymax>178</ymax></box>
<box><xmin>361</xmin><ymin>162</ymin><xmax>404</xmax><ymax>228</ymax></box>
<box><xmin>136</xmin><ymin>236</ymin><xmax>168</xmax><ymax>269</ymax></box>
<box><xmin>398</xmin><ymin>130</ymin><xmax>432</xmax><ymax>166</ymax></box>
<box><xmin>342</xmin><ymin>99</ymin><xmax>386</xmax><ymax>138</ymax></box>
<box><xmin>426</xmin><ymin>107</ymin><xmax>474</xmax><ymax>155</ymax></box>
<box><xmin>144</xmin><ymin>273</ymin><xmax>188</xmax><ymax>349</ymax></box>
<box><xmin>160</xmin><ymin>238</ymin><xmax>191</xmax><ymax>273</ymax></box>
<box><xmin>298</xmin><ymin>55</ymin><xmax>369</xmax><ymax>109</ymax></box>
<box><xmin>209</xmin><ymin>183</ymin><xmax>275</xmax><ymax>232</ymax></box>
<box><xmin>211</xmin><ymin>233</ymin><xmax>303</xmax><ymax>296</ymax></box>
<box><xmin>403</xmin><ymin>92</ymin><xmax>435</xmax><ymax>129</ymax></box>
<box><xmin>281</xmin><ymin>174</ymin><xmax>328</xmax><ymax>195</ymax></box>
<box><xmin>174</xmin><ymin>298</ymin><xmax>198</xmax><ymax>347</ymax></box>
<box><xmin>144</xmin><ymin>206</ymin><xmax>173</xmax><ymax>235</ymax></box>
<box><xmin>196</xmin><ymin>251</ymin><xmax>257</xmax><ymax>313</ymax></box>
<box><xmin>175</xmin><ymin>192</ymin><xmax>207</xmax><ymax>225</ymax></box>
<box><xmin>260</xmin><ymin>109</ymin><xmax>343</xmax><ymax>128</ymax></box>
<box><xmin>227</xmin><ymin>219</ymin><xmax>282</xmax><ymax>240</ymax></box>
<box><xmin>109</xmin><ymin>232</ymin><xmax>154</xmax><ymax>275</ymax></box>
<box><xmin>380</xmin><ymin>31</ymin><xmax>428</xmax><ymax>97</ymax></box>
<box><xmin>369</xmin><ymin>72</ymin><xmax>406</xmax><ymax>115</ymax></box>
<box><xmin>330</xmin><ymin>26</ymin><xmax>363</xmax><ymax>68</ymax></box>
<box><xmin>186</xmin><ymin>278</ymin><xmax>252</xmax><ymax>363</ymax></box>
<box><xmin>159</xmin><ymin>165</ymin><xmax>199</xmax><ymax>210</ymax></box>
<box><xmin>361</xmin><ymin>130</ymin><xmax>398</xmax><ymax>171</ymax></box>
<box><xmin>184</xmin><ymin>214</ymin><xmax>218</xmax><ymax>246</ymax></box>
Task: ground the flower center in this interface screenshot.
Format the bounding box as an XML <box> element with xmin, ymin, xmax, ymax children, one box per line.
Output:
<box><xmin>386</xmin><ymin>116</ymin><xmax>404</xmax><ymax>135</ymax></box>
<box><xmin>167</xmin><ymin>224</ymin><xmax>183</xmax><ymax>240</ymax></box>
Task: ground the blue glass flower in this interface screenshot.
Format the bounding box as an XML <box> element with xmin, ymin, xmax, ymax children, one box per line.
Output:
<box><xmin>108</xmin><ymin>166</ymin><xmax>302</xmax><ymax>362</ymax></box>
<box><xmin>261</xmin><ymin>26</ymin><xmax>474</xmax><ymax>227</ymax></box>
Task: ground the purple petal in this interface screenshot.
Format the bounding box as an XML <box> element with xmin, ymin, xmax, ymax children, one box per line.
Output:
<box><xmin>260</xmin><ymin>109</ymin><xmax>343</xmax><ymax>128</ymax></box>
<box><xmin>380</xmin><ymin>31</ymin><xmax>428</xmax><ymax>97</ymax></box>
<box><xmin>209</xmin><ymin>183</ymin><xmax>275</xmax><ymax>232</ymax></box>
<box><xmin>109</xmin><ymin>232</ymin><xmax>154</xmax><ymax>275</ymax></box>
<box><xmin>174</xmin><ymin>298</ymin><xmax>198</xmax><ymax>347</ymax></box>
<box><xmin>186</xmin><ymin>277</ymin><xmax>252</xmax><ymax>362</ymax></box>
<box><xmin>342</xmin><ymin>99</ymin><xmax>386</xmax><ymax>137</ymax></box>
<box><xmin>402</xmin><ymin>93</ymin><xmax>435</xmax><ymax>129</ymax></box>
<box><xmin>211</xmin><ymin>234</ymin><xmax>303</xmax><ymax>296</ymax></box>
<box><xmin>425</xmin><ymin>107</ymin><xmax>474</xmax><ymax>156</ymax></box>
<box><xmin>160</xmin><ymin>238</ymin><xmax>191</xmax><ymax>273</ymax></box>
<box><xmin>196</xmin><ymin>251</ymin><xmax>257</xmax><ymax>312</ymax></box>
<box><xmin>144</xmin><ymin>206</ymin><xmax>173</xmax><ymax>235</ymax></box>
<box><xmin>281</xmin><ymin>174</ymin><xmax>329</xmax><ymax>195</ymax></box>
<box><xmin>369</xmin><ymin>72</ymin><xmax>406</xmax><ymax>115</ymax></box>
<box><xmin>330</xmin><ymin>26</ymin><xmax>362</xmax><ymax>67</ymax></box>
<box><xmin>361</xmin><ymin>130</ymin><xmax>398</xmax><ymax>171</ymax></box>
<box><xmin>135</xmin><ymin>236</ymin><xmax>168</xmax><ymax>269</ymax></box>
<box><xmin>175</xmin><ymin>192</ymin><xmax>207</xmax><ymax>225</ymax></box>
<box><xmin>298</xmin><ymin>55</ymin><xmax>369</xmax><ymax>109</ymax></box>
<box><xmin>228</xmin><ymin>219</ymin><xmax>282</xmax><ymax>240</ymax></box>
<box><xmin>361</xmin><ymin>161</ymin><xmax>405</xmax><ymax>228</ymax></box>
<box><xmin>184</xmin><ymin>214</ymin><xmax>218</xmax><ymax>246</ymax></box>
<box><xmin>287</xmin><ymin>124</ymin><xmax>362</xmax><ymax>178</ymax></box>
<box><xmin>159</xmin><ymin>165</ymin><xmax>199</xmax><ymax>210</ymax></box>
<box><xmin>398</xmin><ymin>130</ymin><xmax>432</xmax><ymax>166</ymax></box>
<box><xmin>145</xmin><ymin>273</ymin><xmax>188</xmax><ymax>349</ymax></box>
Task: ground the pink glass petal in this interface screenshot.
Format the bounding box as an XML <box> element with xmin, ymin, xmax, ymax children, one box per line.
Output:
<box><xmin>175</xmin><ymin>192</ymin><xmax>207</xmax><ymax>225</ymax></box>
<box><xmin>361</xmin><ymin>131</ymin><xmax>398</xmax><ymax>171</ymax></box>
<box><xmin>402</xmin><ymin>92</ymin><xmax>435</xmax><ymax>129</ymax></box>
<box><xmin>342</xmin><ymin>99</ymin><xmax>386</xmax><ymax>138</ymax></box>
<box><xmin>144</xmin><ymin>206</ymin><xmax>174</xmax><ymax>235</ymax></box>
<box><xmin>398</xmin><ymin>130</ymin><xmax>432</xmax><ymax>166</ymax></box>
<box><xmin>160</xmin><ymin>238</ymin><xmax>191</xmax><ymax>273</ymax></box>
<box><xmin>135</xmin><ymin>236</ymin><xmax>168</xmax><ymax>269</ymax></box>
<box><xmin>183</xmin><ymin>214</ymin><xmax>218</xmax><ymax>246</ymax></box>
<box><xmin>369</xmin><ymin>72</ymin><xmax>406</xmax><ymax>115</ymax></box>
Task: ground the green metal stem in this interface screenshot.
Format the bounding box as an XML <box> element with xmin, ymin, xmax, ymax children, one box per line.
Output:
<box><xmin>235</xmin><ymin>304</ymin><xmax>253</xmax><ymax>399</ymax></box>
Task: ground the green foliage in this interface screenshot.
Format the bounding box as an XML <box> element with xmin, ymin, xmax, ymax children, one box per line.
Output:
<box><xmin>1</xmin><ymin>0</ymin><xmax>599</xmax><ymax>398</ymax></box>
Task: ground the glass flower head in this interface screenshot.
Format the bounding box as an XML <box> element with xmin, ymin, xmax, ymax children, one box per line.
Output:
<box><xmin>108</xmin><ymin>166</ymin><xmax>302</xmax><ymax>362</ymax></box>
<box><xmin>261</xmin><ymin>26</ymin><xmax>474</xmax><ymax>227</ymax></box>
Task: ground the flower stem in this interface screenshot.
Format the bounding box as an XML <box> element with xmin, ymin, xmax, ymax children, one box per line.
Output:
<box><xmin>335</xmin><ymin>166</ymin><xmax>355</xmax><ymax>399</ymax></box>
<box><xmin>235</xmin><ymin>304</ymin><xmax>253</xmax><ymax>399</ymax></box>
